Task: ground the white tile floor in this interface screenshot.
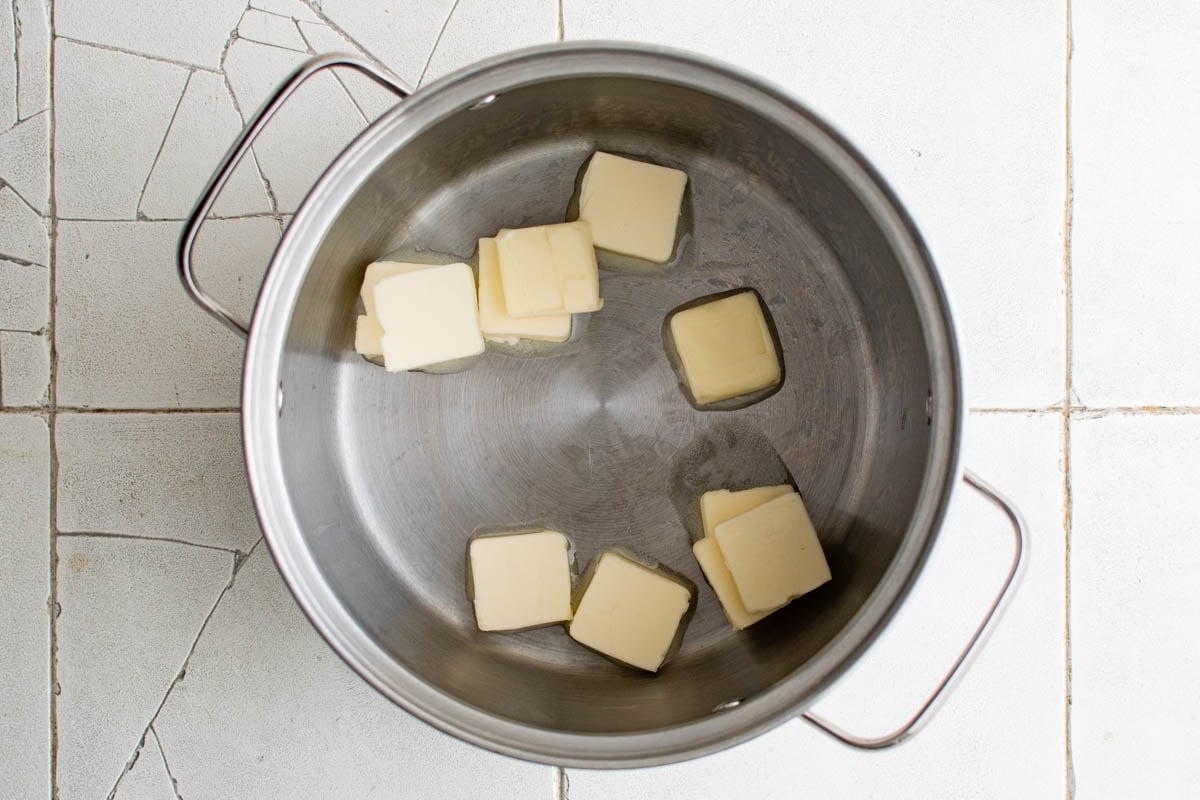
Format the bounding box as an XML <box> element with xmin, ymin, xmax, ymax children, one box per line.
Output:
<box><xmin>0</xmin><ymin>2</ymin><xmax>1196</xmax><ymax>798</ymax></box>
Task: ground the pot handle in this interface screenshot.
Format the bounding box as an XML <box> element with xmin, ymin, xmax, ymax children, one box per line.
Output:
<box><xmin>178</xmin><ymin>54</ymin><xmax>411</xmax><ymax>337</ymax></box>
<box><xmin>801</xmin><ymin>469</ymin><xmax>1026</xmax><ymax>749</ymax></box>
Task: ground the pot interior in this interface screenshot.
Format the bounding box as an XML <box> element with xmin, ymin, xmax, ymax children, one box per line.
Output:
<box><xmin>265</xmin><ymin>56</ymin><xmax>951</xmax><ymax>742</ymax></box>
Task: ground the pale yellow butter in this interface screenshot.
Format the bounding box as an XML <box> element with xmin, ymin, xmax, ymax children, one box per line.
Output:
<box><xmin>355</xmin><ymin>261</ymin><xmax>437</xmax><ymax>357</ymax></box>
<box><xmin>569</xmin><ymin>551</ymin><xmax>691</xmax><ymax>672</ymax></box>
<box><xmin>374</xmin><ymin>263</ymin><xmax>484</xmax><ymax>372</ymax></box>
<box><xmin>579</xmin><ymin>152</ymin><xmax>687</xmax><ymax>263</ymax></box>
<box><xmin>495</xmin><ymin>221</ymin><xmax>602</xmax><ymax>317</ymax></box>
<box><xmin>477</xmin><ymin>238</ymin><xmax>572</xmax><ymax>343</ymax></box>
<box><xmin>469</xmin><ymin>530</ymin><xmax>573</xmax><ymax>631</ymax></box>
<box><xmin>699</xmin><ymin>485</ymin><xmax>793</xmax><ymax>539</ymax></box>
<box><xmin>693</xmin><ymin>537</ymin><xmax>779</xmax><ymax>630</ymax></box>
<box><xmin>354</xmin><ymin>314</ymin><xmax>386</xmax><ymax>357</ymax></box>
<box><xmin>714</xmin><ymin>492</ymin><xmax>831</xmax><ymax>613</ymax></box>
<box><xmin>669</xmin><ymin>291</ymin><xmax>781</xmax><ymax>405</ymax></box>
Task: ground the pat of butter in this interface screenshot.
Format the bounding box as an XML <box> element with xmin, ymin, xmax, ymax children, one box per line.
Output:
<box><xmin>714</xmin><ymin>492</ymin><xmax>831</xmax><ymax>613</ymax></box>
<box><xmin>668</xmin><ymin>291</ymin><xmax>781</xmax><ymax>405</ymax></box>
<box><xmin>693</xmin><ymin>537</ymin><xmax>778</xmax><ymax>630</ymax></box>
<box><xmin>699</xmin><ymin>485</ymin><xmax>793</xmax><ymax>539</ymax></box>
<box><xmin>495</xmin><ymin>221</ymin><xmax>602</xmax><ymax>317</ymax></box>
<box><xmin>477</xmin><ymin>238</ymin><xmax>572</xmax><ymax>343</ymax></box>
<box><xmin>374</xmin><ymin>263</ymin><xmax>484</xmax><ymax>372</ymax></box>
<box><xmin>355</xmin><ymin>261</ymin><xmax>437</xmax><ymax>357</ymax></box>
<box><xmin>569</xmin><ymin>551</ymin><xmax>692</xmax><ymax>672</ymax></box>
<box><xmin>579</xmin><ymin>152</ymin><xmax>687</xmax><ymax>263</ymax></box>
<box><xmin>469</xmin><ymin>530</ymin><xmax>573</xmax><ymax>631</ymax></box>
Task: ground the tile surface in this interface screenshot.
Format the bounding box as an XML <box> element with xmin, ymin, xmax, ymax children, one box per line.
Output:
<box><xmin>110</xmin><ymin>729</ymin><xmax>177</xmax><ymax>800</ymax></box>
<box><xmin>152</xmin><ymin>547</ymin><xmax>554</xmax><ymax>800</ymax></box>
<box><xmin>567</xmin><ymin>413</ymin><xmax>1065</xmax><ymax>799</ymax></box>
<box><xmin>0</xmin><ymin>258</ymin><xmax>48</xmax><ymax>330</ymax></box>
<box><xmin>1</xmin><ymin>330</ymin><xmax>51</xmax><ymax>406</ymax></box>
<box><xmin>56</xmin><ymin>413</ymin><xmax>260</xmax><ymax>552</ymax></box>
<box><xmin>1071</xmin><ymin>4</ymin><xmax>1200</xmax><ymax>406</ymax></box>
<box><xmin>0</xmin><ymin>186</ymin><xmax>49</xmax><ymax>264</ymax></box>
<box><xmin>139</xmin><ymin>70</ymin><xmax>272</xmax><ymax>219</ymax></box>
<box><xmin>0</xmin><ymin>414</ymin><xmax>51</xmax><ymax>800</ymax></box>
<box><xmin>1070</xmin><ymin>414</ymin><xmax>1200</xmax><ymax>796</ymax></box>
<box><xmin>55</xmin><ymin>535</ymin><xmax>231</xmax><ymax>800</ymax></box>
<box><xmin>0</xmin><ymin>0</ymin><xmax>1191</xmax><ymax>797</ymax></box>
<box><xmin>53</xmin><ymin>39</ymin><xmax>189</xmax><ymax>220</ymax></box>
<box><xmin>54</xmin><ymin>221</ymin><xmax>271</xmax><ymax>408</ymax></box>
<box><xmin>55</xmin><ymin>0</ymin><xmax>247</xmax><ymax>69</ymax></box>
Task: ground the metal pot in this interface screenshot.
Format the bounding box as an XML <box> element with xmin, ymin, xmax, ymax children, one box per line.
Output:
<box><xmin>179</xmin><ymin>44</ymin><xmax>1024</xmax><ymax>767</ymax></box>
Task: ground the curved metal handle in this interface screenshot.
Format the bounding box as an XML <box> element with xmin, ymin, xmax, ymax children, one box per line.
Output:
<box><xmin>802</xmin><ymin>469</ymin><xmax>1026</xmax><ymax>749</ymax></box>
<box><xmin>178</xmin><ymin>53</ymin><xmax>411</xmax><ymax>337</ymax></box>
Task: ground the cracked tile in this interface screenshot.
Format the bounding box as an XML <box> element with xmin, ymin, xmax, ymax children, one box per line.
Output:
<box><xmin>139</xmin><ymin>71</ymin><xmax>273</xmax><ymax>219</ymax></box>
<box><xmin>224</xmin><ymin>36</ymin><xmax>364</xmax><ymax>213</ymax></box>
<box><xmin>568</xmin><ymin>413</ymin><xmax>1065</xmax><ymax>798</ymax></box>
<box><xmin>564</xmin><ymin>0</ymin><xmax>1066</xmax><ymax>409</ymax></box>
<box><xmin>0</xmin><ymin>258</ymin><xmax>48</xmax><ymax>331</ymax></box>
<box><xmin>1072</xmin><ymin>5</ymin><xmax>1200</xmax><ymax>406</ymax></box>
<box><xmin>56</xmin><ymin>536</ymin><xmax>232</xmax><ymax>800</ymax></box>
<box><xmin>153</xmin><ymin>547</ymin><xmax>552</xmax><ymax>799</ymax></box>
<box><xmin>1071</xmin><ymin>415</ymin><xmax>1200</xmax><ymax>794</ymax></box>
<box><xmin>296</xmin><ymin>21</ymin><xmax>402</xmax><ymax>121</ymax></box>
<box><xmin>54</xmin><ymin>39</ymin><xmax>189</xmax><ymax>220</ymax></box>
<box><xmin>421</xmin><ymin>0</ymin><xmax>557</xmax><ymax>86</ymax></box>
<box><xmin>1</xmin><ymin>331</ymin><xmax>50</xmax><ymax>405</ymax></box>
<box><xmin>318</xmin><ymin>0</ymin><xmax>458</xmax><ymax>87</ymax></box>
<box><xmin>0</xmin><ymin>4</ymin><xmax>14</xmax><ymax>126</ymax></box>
<box><xmin>0</xmin><ymin>185</ymin><xmax>49</xmax><ymax>264</ymax></box>
<box><xmin>0</xmin><ymin>414</ymin><xmax>51</xmax><ymax>800</ymax></box>
<box><xmin>112</xmin><ymin>730</ymin><xmax>177</xmax><ymax>800</ymax></box>
<box><xmin>0</xmin><ymin>112</ymin><xmax>49</xmax><ymax>213</ymax></box>
<box><xmin>249</xmin><ymin>0</ymin><xmax>320</xmax><ymax>23</ymax></box>
<box><xmin>56</xmin><ymin>412</ymin><xmax>260</xmax><ymax>552</ymax></box>
<box><xmin>55</xmin><ymin>220</ymin><xmax>277</xmax><ymax>408</ymax></box>
<box><xmin>55</xmin><ymin>0</ymin><xmax>246</xmax><ymax>70</ymax></box>
<box><xmin>239</xmin><ymin>8</ymin><xmax>309</xmax><ymax>52</ymax></box>
<box><xmin>14</xmin><ymin>0</ymin><xmax>51</xmax><ymax>119</ymax></box>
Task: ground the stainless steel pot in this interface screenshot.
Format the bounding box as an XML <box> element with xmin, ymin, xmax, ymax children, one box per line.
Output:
<box><xmin>179</xmin><ymin>45</ymin><xmax>1025</xmax><ymax>767</ymax></box>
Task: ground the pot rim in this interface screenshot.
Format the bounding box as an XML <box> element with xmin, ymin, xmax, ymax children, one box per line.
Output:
<box><xmin>241</xmin><ymin>41</ymin><xmax>963</xmax><ymax>768</ymax></box>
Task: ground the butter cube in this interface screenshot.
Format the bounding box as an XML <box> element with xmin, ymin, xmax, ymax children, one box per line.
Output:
<box><xmin>699</xmin><ymin>485</ymin><xmax>793</xmax><ymax>539</ymax></box>
<box><xmin>495</xmin><ymin>221</ymin><xmax>602</xmax><ymax>317</ymax></box>
<box><xmin>374</xmin><ymin>263</ymin><xmax>484</xmax><ymax>372</ymax></box>
<box><xmin>569</xmin><ymin>551</ymin><xmax>692</xmax><ymax>672</ymax></box>
<box><xmin>579</xmin><ymin>152</ymin><xmax>687</xmax><ymax>263</ymax></box>
<box><xmin>469</xmin><ymin>530</ymin><xmax>573</xmax><ymax>631</ymax></box>
<box><xmin>668</xmin><ymin>291</ymin><xmax>781</xmax><ymax>405</ymax></box>
<box><xmin>693</xmin><ymin>537</ymin><xmax>778</xmax><ymax>630</ymax></box>
<box><xmin>477</xmin><ymin>238</ymin><xmax>572</xmax><ymax>343</ymax></box>
<box><xmin>355</xmin><ymin>261</ymin><xmax>437</xmax><ymax>357</ymax></box>
<box><xmin>714</xmin><ymin>492</ymin><xmax>831</xmax><ymax>613</ymax></box>
<box><xmin>354</xmin><ymin>314</ymin><xmax>386</xmax><ymax>357</ymax></box>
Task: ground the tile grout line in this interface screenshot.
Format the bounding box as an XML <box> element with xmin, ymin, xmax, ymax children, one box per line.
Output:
<box><xmin>45</xmin><ymin>0</ymin><xmax>60</xmax><ymax>794</ymax></box>
<box><xmin>292</xmin><ymin>19</ymin><xmax>372</xmax><ymax>126</ymax></box>
<box><xmin>1061</xmin><ymin>1</ymin><xmax>1076</xmax><ymax>797</ymax></box>
<box><xmin>149</xmin><ymin>726</ymin><xmax>184</xmax><ymax>800</ymax></box>
<box><xmin>9</xmin><ymin>0</ymin><xmax>19</xmax><ymax>116</ymax></box>
<box><xmin>54</xmin><ymin>406</ymin><xmax>243</xmax><ymax>414</ymax></box>
<box><xmin>53</xmin><ymin>34</ymin><xmax>220</xmax><ymax>74</ymax></box>
<box><xmin>298</xmin><ymin>0</ymin><xmax>404</xmax><ymax>85</ymax></box>
<box><xmin>101</xmin><ymin>537</ymin><xmax>265</xmax><ymax>800</ymax></box>
<box><xmin>556</xmin><ymin>765</ymin><xmax>569</xmax><ymax>800</ymax></box>
<box><xmin>417</xmin><ymin>0</ymin><xmax>463</xmax><ymax>89</ymax></box>
<box><xmin>134</xmin><ymin>70</ymin><xmax>193</xmax><ymax>219</ymax></box>
<box><xmin>557</xmin><ymin>0</ymin><xmax>565</xmax><ymax>41</ymax></box>
<box><xmin>56</xmin><ymin>530</ymin><xmax>247</xmax><ymax>557</ymax></box>
<box><xmin>218</xmin><ymin>13</ymin><xmax>284</xmax><ymax>229</ymax></box>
